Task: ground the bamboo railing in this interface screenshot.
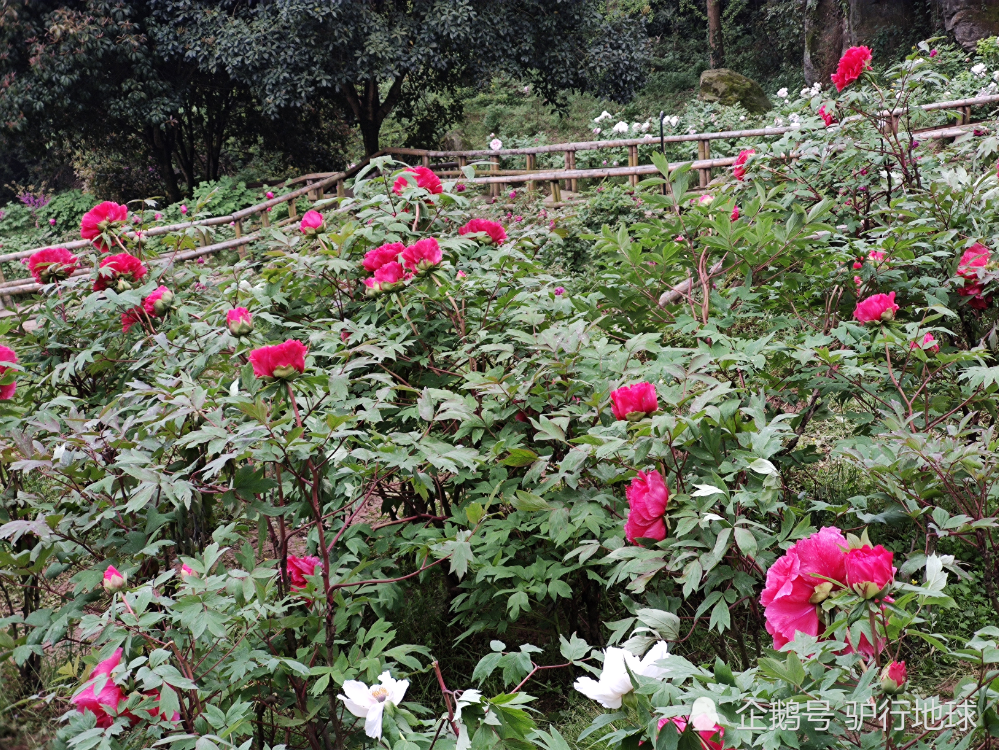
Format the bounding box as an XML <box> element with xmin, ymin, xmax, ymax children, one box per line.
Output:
<box><xmin>1</xmin><ymin>93</ymin><xmax>997</xmax><ymax>303</ymax></box>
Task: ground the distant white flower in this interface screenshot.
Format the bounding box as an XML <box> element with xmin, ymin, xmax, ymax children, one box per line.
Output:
<box><xmin>972</xmin><ymin>62</ymin><xmax>987</xmax><ymax>76</ymax></box>
<box><xmin>593</xmin><ymin>128</ymin><xmax>601</xmax><ymax>135</ymax></box>
<box><xmin>739</xmin><ymin>115</ymin><xmax>746</xmax><ymax>121</ymax></box>
<box><xmin>668</xmin><ymin>115</ymin><xmax>679</xmax><ymax>127</ymax></box>
<box><xmin>801</xmin><ymin>88</ymin><xmax>812</xmax><ymax>98</ymax></box>
<box><xmin>489</xmin><ymin>138</ymin><xmax>503</xmax><ymax>151</ymax></box>
<box><xmin>777</xmin><ymin>87</ymin><xmax>788</xmax><ymax>99</ymax></box>
<box><xmin>688</xmin><ymin>127</ymin><xmax>697</xmax><ymax>134</ymax></box>
<box><xmin>338</xmin><ymin>672</ymin><xmax>409</xmax><ymax>739</ymax></box>
<box><xmin>690</xmin><ymin>697</ymin><xmax>720</xmax><ymax>731</ymax></box>
<box><xmin>993</xmin><ymin>71</ymin><xmax>999</xmax><ymax>81</ymax></box>
<box><xmin>455</xmin><ymin>689</ymin><xmax>483</xmax><ymax>750</ymax></box>
<box><xmin>789</xmin><ymin>113</ymin><xmax>801</xmax><ymax>128</ymax></box>
<box><xmin>53</xmin><ymin>444</ymin><xmax>66</xmax><ymax>461</ymax></box>
<box><xmin>774</xmin><ymin>117</ymin><xmax>785</xmax><ymax>126</ymax></box>
<box><xmin>612</xmin><ymin>121</ymin><xmax>629</xmax><ymax>134</ymax></box>
<box><xmin>573</xmin><ymin>642</ymin><xmax>670</xmax><ymax>708</ymax></box>
<box><xmin>594</xmin><ymin>110</ymin><xmax>612</xmax><ymax>122</ymax></box>
<box><xmin>811</xmin><ymin>81</ymin><xmax>822</xmax><ymax>93</ymax></box>
<box><xmin>523</xmin><ymin>85</ymin><xmax>531</xmax><ymax>94</ymax></box>
<box><xmin>641</xmin><ymin>122</ymin><xmax>651</xmax><ymax>132</ymax></box>
<box><xmin>643</xmin><ymin>133</ymin><xmax>653</xmax><ymax>140</ymax></box>
<box><xmin>631</xmin><ymin>122</ymin><xmax>642</xmax><ymax>131</ymax></box>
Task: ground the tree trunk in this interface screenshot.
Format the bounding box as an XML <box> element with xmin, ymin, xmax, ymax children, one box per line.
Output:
<box><xmin>707</xmin><ymin>0</ymin><xmax>723</xmax><ymax>68</ymax></box>
<box><xmin>145</xmin><ymin>125</ymin><xmax>183</xmax><ymax>204</ymax></box>
<box><xmin>343</xmin><ymin>76</ymin><xmax>407</xmax><ymax>156</ymax></box>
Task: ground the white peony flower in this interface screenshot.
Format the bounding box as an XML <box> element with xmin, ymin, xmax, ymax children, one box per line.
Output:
<box><xmin>774</xmin><ymin>117</ymin><xmax>784</xmax><ymax>126</ymax></box>
<box><xmin>777</xmin><ymin>87</ymin><xmax>788</xmax><ymax>99</ymax></box>
<box><xmin>739</xmin><ymin>115</ymin><xmax>746</xmax><ymax>121</ymax></box>
<box><xmin>690</xmin><ymin>697</ymin><xmax>720</xmax><ymax>731</ymax></box>
<box><xmin>800</xmin><ymin>88</ymin><xmax>811</xmax><ymax>98</ymax></box>
<box><xmin>972</xmin><ymin>63</ymin><xmax>987</xmax><ymax>76</ymax></box>
<box><xmin>593</xmin><ymin>128</ymin><xmax>601</xmax><ymax>135</ymax></box>
<box><xmin>668</xmin><ymin>115</ymin><xmax>679</xmax><ymax>127</ymax></box>
<box><xmin>454</xmin><ymin>689</ymin><xmax>483</xmax><ymax>750</ymax></box>
<box><xmin>613</xmin><ymin>121</ymin><xmax>629</xmax><ymax>134</ymax></box>
<box><xmin>594</xmin><ymin>110</ymin><xmax>612</xmax><ymax>122</ymax></box>
<box><xmin>338</xmin><ymin>671</ymin><xmax>410</xmax><ymax>739</ymax></box>
<box><xmin>573</xmin><ymin>642</ymin><xmax>670</xmax><ymax>708</ymax></box>
<box><xmin>489</xmin><ymin>138</ymin><xmax>503</xmax><ymax>151</ymax></box>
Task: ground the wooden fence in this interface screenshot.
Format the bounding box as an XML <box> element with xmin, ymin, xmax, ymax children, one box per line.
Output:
<box><xmin>2</xmin><ymin>92</ymin><xmax>998</xmax><ymax>303</ymax></box>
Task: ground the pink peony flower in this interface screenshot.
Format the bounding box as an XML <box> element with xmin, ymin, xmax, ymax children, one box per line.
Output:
<box><xmin>266</xmin><ymin>191</ymin><xmax>274</xmax><ymax>199</ymax></box>
<box><xmin>699</xmin><ymin>194</ymin><xmax>714</xmax><ymax>205</ymax></box>
<box><xmin>459</xmin><ymin>219</ymin><xmax>507</xmax><ymax>244</ymax></box>
<box><xmin>249</xmin><ymin>340</ymin><xmax>308</xmax><ymax>379</ymax></box>
<box><xmin>854</xmin><ymin>292</ymin><xmax>898</xmax><ymax>323</ymax></box>
<box><xmin>374</xmin><ymin>261</ymin><xmax>410</xmax><ymax>286</ymax></box>
<box><xmin>868</xmin><ymin>250</ymin><xmax>886</xmax><ymax>263</ymax></box>
<box><xmin>180</xmin><ymin>205</ymin><xmax>188</xmax><ymax>215</ymax></box>
<box><xmin>362</xmin><ymin>242</ymin><xmax>404</xmax><ymax>272</ymax></box>
<box><xmin>93</xmin><ymin>253</ymin><xmax>147</xmax><ymax>292</ymax></box>
<box><xmin>733</xmin><ymin>149</ymin><xmax>754</xmax><ymax>181</ymax></box>
<box><xmin>881</xmin><ymin>661</ymin><xmax>907</xmax><ymax>694</ymax></box>
<box><xmin>392</xmin><ymin>166</ymin><xmax>443</xmax><ymax>195</ymax></box>
<box><xmin>457</xmin><ymin>270</ymin><xmax>467</xmax><ymax>279</ymax></box>
<box><xmin>818</xmin><ymin>105</ymin><xmax>837</xmax><ymax>127</ymax></box>
<box><xmin>49</xmin><ymin>217</ymin><xmax>57</xmax><ymax>226</ymax></box>
<box><xmin>0</xmin><ymin>346</ymin><xmax>18</xmax><ymax>401</ymax></box>
<box><xmin>154</xmin><ymin>212</ymin><xmax>162</xmax><ymax>221</ymax></box>
<box><xmin>957</xmin><ymin>243</ymin><xmax>990</xmax><ymax>303</ymax></box>
<box><xmin>760</xmin><ymin>527</ymin><xmax>848</xmax><ymax>649</ymax></box>
<box><xmin>657</xmin><ymin>717</ymin><xmax>726</xmax><ymax>750</ymax></box>
<box><xmin>831</xmin><ymin>46</ymin><xmax>873</xmax><ymax>91</ymax></box>
<box><xmin>28</xmin><ymin>247</ymin><xmax>78</xmax><ymax>284</ymax></box>
<box><xmin>854</xmin><ymin>276</ymin><xmax>862</xmax><ymax>286</ymax></box>
<box><xmin>80</xmin><ymin>201</ymin><xmax>128</xmax><ymax>252</ymax></box>
<box><xmin>731</xmin><ymin>205</ymin><xmax>740</xmax><ymax>221</ymax></box>
<box><xmin>287</xmin><ymin>555</ymin><xmax>322</xmax><ymax>590</ymax></box>
<box><xmin>300</xmin><ymin>210</ymin><xmax>324</xmax><ymax>234</ymax></box>
<box><xmin>853</xmin><ymin>260</ymin><xmax>863</xmax><ymax>270</ymax></box>
<box><xmin>929</xmin><ymin>49</ymin><xmax>938</xmax><ymax>58</ymax></box>
<box><xmin>401</xmin><ymin>238</ymin><xmax>442</xmax><ymax>272</ymax></box>
<box><xmin>554</xmin><ymin>286</ymin><xmax>565</xmax><ymax>296</ymax></box>
<box><xmin>610</xmin><ymin>382</ymin><xmax>658</xmax><ymax>421</ymax></box>
<box><xmin>910</xmin><ymin>332</ymin><xmax>939</xmax><ymax>353</ymax></box>
<box><xmin>624</xmin><ymin>470</ymin><xmax>669</xmax><ymax>544</ymax></box>
<box><xmin>142</xmin><ymin>286</ymin><xmax>174</xmax><ymax>317</ymax></box>
<box><xmin>180</xmin><ymin>563</ymin><xmax>198</xmax><ymax>579</ymax></box>
<box><xmin>844</xmin><ymin>544</ymin><xmax>895</xmax><ymax>599</ymax></box>
<box><xmin>227</xmin><ymin>307</ymin><xmax>253</xmax><ymax>337</ymax></box>
<box><xmin>72</xmin><ymin>648</ymin><xmax>126</xmax><ymax>728</ymax></box>
<box><xmin>103</xmin><ymin>564</ymin><xmax>126</xmax><ymax>591</ymax></box>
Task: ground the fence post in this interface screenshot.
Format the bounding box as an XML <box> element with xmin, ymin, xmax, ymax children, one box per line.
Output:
<box><xmin>337</xmin><ymin>180</ymin><xmax>346</xmax><ymax>199</ymax></box>
<box><xmin>628</xmin><ymin>145</ymin><xmax>639</xmax><ymax>188</ymax></box>
<box><xmin>565</xmin><ymin>150</ymin><xmax>577</xmax><ymax>193</ymax></box>
<box><xmin>307</xmin><ymin>181</ymin><xmax>316</xmax><ymax>201</ymax></box>
<box><xmin>287</xmin><ymin>199</ymin><xmax>297</xmax><ymax>219</ymax></box>
<box><xmin>526</xmin><ymin>154</ymin><xmax>536</xmax><ymax>192</ymax></box>
<box><xmin>550</xmin><ymin>179</ymin><xmax>562</xmax><ymax>204</ymax></box>
<box><xmin>261</xmin><ymin>209</ymin><xmax>270</xmax><ymax>228</ymax></box>
<box><xmin>422</xmin><ymin>154</ymin><xmax>431</xmax><ymax>169</ymax></box>
<box><xmin>697</xmin><ymin>139</ymin><xmax>711</xmax><ymax>188</ymax></box>
<box><xmin>963</xmin><ymin>105</ymin><xmax>972</xmax><ymax>124</ymax></box>
<box><xmin>491</xmin><ymin>156</ymin><xmax>501</xmax><ymax>199</ymax></box>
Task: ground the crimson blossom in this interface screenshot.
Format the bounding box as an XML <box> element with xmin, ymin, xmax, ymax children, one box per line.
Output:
<box><xmin>0</xmin><ymin>345</ymin><xmax>18</xmax><ymax>401</ymax></box>
<box><xmin>28</xmin><ymin>247</ymin><xmax>78</xmax><ymax>284</ymax></box>
<box><xmin>287</xmin><ymin>555</ymin><xmax>322</xmax><ymax>590</ymax></box>
<box><xmin>831</xmin><ymin>46</ymin><xmax>872</xmax><ymax>91</ymax></box>
<box><xmin>459</xmin><ymin>219</ymin><xmax>507</xmax><ymax>244</ymax></box>
<box><xmin>610</xmin><ymin>382</ymin><xmax>658</xmax><ymax>421</ymax></box>
<box><xmin>624</xmin><ymin>470</ymin><xmax>669</xmax><ymax>544</ymax></box>
<box><xmin>853</xmin><ymin>292</ymin><xmax>898</xmax><ymax>323</ymax></box>
<box><xmin>249</xmin><ymin>340</ymin><xmax>308</xmax><ymax>379</ymax></box>
<box><xmin>392</xmin><ymin>166</ymin><xmax>443</xmax><ymax>195</ymax></box>
<box><xmin>81</xmin><ymin>201</ymin><xmax>128</xmax><ymax>252</ymax></box>
<box><xmin>401</xmin><ymin>238</ymin><xmax>442</xmax><ymax>272</ymax></box>
<box><xmin>93</xmin><ymin>253</ymin><xmax>147</xmax><ymax>292</ymax></box>
<box><xmin>363</xmin><ymin>242</ymin><xmax>405</xmax><ymax>272</ymax></box>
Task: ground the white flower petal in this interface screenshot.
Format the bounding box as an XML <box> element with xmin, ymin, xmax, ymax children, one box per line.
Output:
<box><xmin>637</xmin><ymin>641</ymin><xmax>671</xmax><ymax>679</ymax></box>
<box><xmin>691</xmin><ymin>697</ymin><xmax>719</xmax><ymax>731</ymax></box>
<box><xmin>364</xmin><ymin>700</ymin><xmax>385</xmax><ymax>739</ymax></box>
<box><xmin>573</xmin><ymin>676</ymin><xmax>623</xmax><ymax>708</ymax></box>
<box><xmin>340</xmin><ymin>680</ymin><xmax>375</xmax><ymax>712</ymax></box>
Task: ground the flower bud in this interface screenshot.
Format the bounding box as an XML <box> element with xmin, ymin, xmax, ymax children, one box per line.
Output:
<box><xmin>180</xmin><ymin>563</ymin><xmax>198</xmax><ymax>579</ymax></box>
<box><xmin>808</xmin><ymin>580</ymin><xmax>835</xmax><ymax>604</ymax></box>
<box><xmin>227</xmin><ymin>307</ymin><xmax>254</xmax><ymax>337</ymax></box>
<box><xmin>103</xmin><ymin>564</ymin><xmax>126</xmax><ymax>592</ymax></box>
<box><xmin>152</xmin><ymin>288</ymin><xmax>174</xmax><ymax>316</ymax></box>
<box><xmin>880</xmin><ymin>661</ymin><xmax>907</xmax><ymax>694</ymax></box>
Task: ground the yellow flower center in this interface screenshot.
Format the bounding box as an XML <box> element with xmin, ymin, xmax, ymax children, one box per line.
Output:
<box><xmin>371</xmin><ymin>686</ymin><xmax>389</xmax><ymax>703</ymax></box>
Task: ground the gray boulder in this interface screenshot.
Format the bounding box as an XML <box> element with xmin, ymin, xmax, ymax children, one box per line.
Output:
<box><xmin>699</xmin><ymin>68</ymin><xmax>772</xmax><ymax>114</ymax></box>
<box><xmin>932</xmin><ymin>0</ymin><xmax>999</xmax><ymax>50</ymax></box>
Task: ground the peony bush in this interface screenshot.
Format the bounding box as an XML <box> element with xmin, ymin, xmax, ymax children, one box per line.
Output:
<box><xmin>0</xmin><ymin>44</ymin><xmax>998</xmax><ymax>750</ymax></box>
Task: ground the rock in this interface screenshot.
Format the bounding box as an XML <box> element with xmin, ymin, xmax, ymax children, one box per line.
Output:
<box><xmin>699</xmin><ymin>69</ymin><xmax>772</xmax><ymax>114</ymax></box>
<box><xmin>932</xmin><ymin>0</ymin><xmax>999</xmax><ymax>50</ymax></box>
<box><xmin>804</xmin><ymin>0</ymin><xmax>845</xmax><ymax>86</ymax></box>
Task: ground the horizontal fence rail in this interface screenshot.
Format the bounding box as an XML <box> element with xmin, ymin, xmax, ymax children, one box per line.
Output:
<box><xmin>2</xmin><ymin>93</ymin><xmax>997</xmax><ymax>303</ymax></box>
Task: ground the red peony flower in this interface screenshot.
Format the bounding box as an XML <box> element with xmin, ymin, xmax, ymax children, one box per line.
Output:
<box><xmin>227</xmin><ymin>307</ymin><xmax>253</xmax><ymax>337</ymax></box>
<box><xmin>121</xmin><ymin>310</ymin><xmax>142</xmax><ymax>334</ymax></box>
<box><xmin>93</xmin><ymin>253</ymin><xmax>147</xmax><ymax>292</ymax></box>
<box><xmin>459</xmin><ymin>219</ymin><xmax>507</xmax><ymax>244</ymax></box>
<box><xmin>910</xmin><ymin>332</ymin><xmax>939</xmax><ymax>353</ymax></box>
<box><xmin>760</xmin><ymin>527</ymin><xmax>848</xmax><ymax>649</ymax></box>
<box><xmin>0</xmin><ymin>345</ymin><xmax>18</xmax><ymax>401</ymax></box>
<box><xmin>142</xmin><ymin>286</ymin><xmax>174</xmax><ymax>317</ymax></box>
<box><xmin>868</xmin><ymin>250</ymin><xmax>886</xmax><ymax>263</ymax></box>
<box><xmin>818</xmin><ymin>105</ymin><xmax>837</xmax><ymax>127</ymax></box>
<box><xmin>881</xmin><ymin>660</ymin><xmax>907</xmax><ymax>694</ymax></box>
<box><xmin>854</xmin><ymin>292</ymin><xmax>898</xmax><ymax>323</ymax></box>
<box><xmin>958</xmin><ymin>243</ymin><xmax>990</xmax><ymax>280</ymax></box>
<box><xmin>624</xmin><ymin>470</ymin><xmax>669</xmax><ymax>544</ymax></box>
<box><xmin>28</xmin><ymin>247</ymin><xmax>78</xmax><ymax>284</ymax></box>
<box><xmin>610</xmin><ymin>382</ymin><xmax>658</xmax><ymax>421</ymax></box>
<box><xmin>401</xmin><ymin>237</ymin><xmax>442</xmax><ymax>272</ymax></box>
<box><xmin>72</xmin><ymin>648</ymin><xmax>126</xmax><ymax>728</ymax></box>
<box><xmin>831</xmin><ymin>46</ymin><xmax>872</xmax><ymax>92</ymax></box>
<box><xmin>103</xmin><ymin>564</ymin><xmax>126</xmax><ymax>591</ymax></box>
<box><xmin>731</xmin><ymin>205</ymin><xmax>740</xmax><ymax>221</ymax></box>
<box><xmin>300</xmin><ymin>210</ymin><xmax>324</xmax><ymax>234</ymax></box>
<box><xmin>287</xmin><ymin>555</ymin><xmax>322</xmax><ymax>590</ymax></box>
<box><xmin>733</xmin><ymin>149</ymin><xmax>754</xmax><ymax>181</ymax></box>
<box><xmin>81</xmin><ymin>201</ymin><xmax>129</xmax><ymax>252</ymax></box>
<box><xmin>249</xmin><ymin>340</ymin><xmax>308</xmax><ymax>379</ymax></box>
<box><xmin>362</xmin><ymin>242</ymin><xmax>405</xmax><ymax>272</ymax></box>
<box><xmin>844</xmin><ymin>544</ymin><xmax>895</xmax><ymax>599</ymax></box>
<box><xmin>392</xmin><ymin>166</ymin><xmax>443</xmax><ymax>195</ymax></box>
<box><xmin>658</xmin><ymin>717</ymin><xmax>726</xmax><ymax>750</ymax></box>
